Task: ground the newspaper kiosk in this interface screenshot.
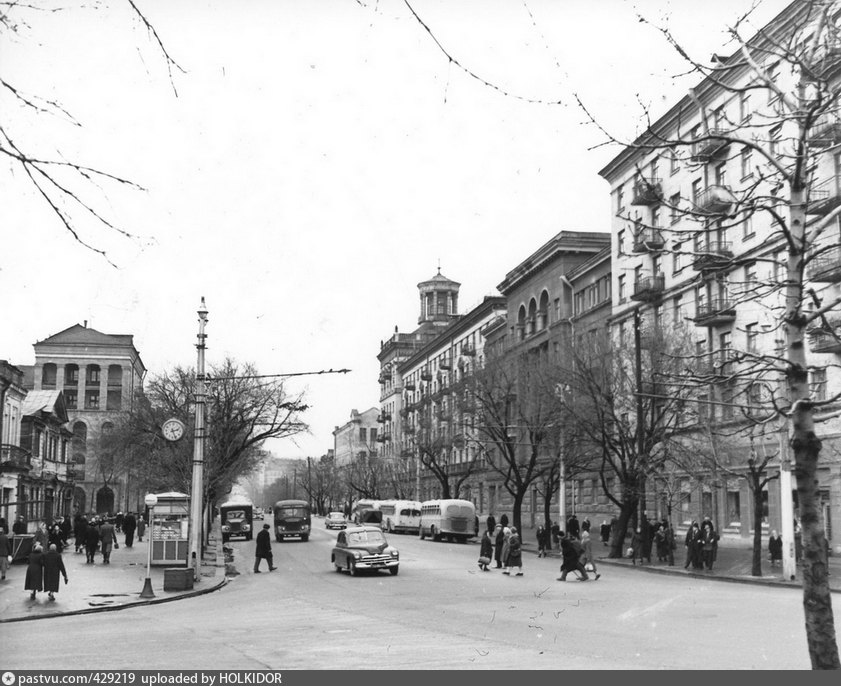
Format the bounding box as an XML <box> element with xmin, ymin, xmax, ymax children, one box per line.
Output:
<box><xmin>150</xmin><ymin>491</ymin><xmax>190</xmax><ymax>567</ymax></box>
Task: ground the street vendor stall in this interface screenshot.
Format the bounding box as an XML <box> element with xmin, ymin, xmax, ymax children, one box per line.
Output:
<box><xmin>150</xmin><ymin>491</ymin><xmax>189</xmax><ymax>567</ymax></box>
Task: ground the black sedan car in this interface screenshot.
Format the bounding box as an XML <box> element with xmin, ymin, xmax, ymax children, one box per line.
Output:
<box><xmin>331</xmin><ymin>526</ymin><xmax>399</xmax><ymax>576</ymax></box>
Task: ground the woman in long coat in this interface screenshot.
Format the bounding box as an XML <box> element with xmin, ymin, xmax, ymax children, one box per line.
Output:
<box><xmin>137</xmin><ymin>515</ymin><xmax>146</xmax><ymax>543</ymax></box>
<box><xmin>493</xmin><ymin>525</ymin><xmax>504</xmax><ymax>568</ymax></box>
<box><xmin>500</xmin><ymin>527</ymin><xmax>512</xmax><ymax>574</ymax></box>
<box><xmin>43</xmin><ymin>544</ymin><xmax>68</xmax><ymax>601</ymax></box>
<box><xmin>506</xmin><ymin>527</ymin><xmax>523</xmax><ymax>576</ymax></box>
<box><xmin>25</xmin><ymin>543</ymin><xmax>45</xmax><ymax>600</ymax></box>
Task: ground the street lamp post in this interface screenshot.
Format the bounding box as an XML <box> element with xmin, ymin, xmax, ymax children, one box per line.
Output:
<box><xmin>140</xmin><ymin>492</ymin><xmax>157</xmax><ymax>598</ymax></box>
<box><xmin>189</xmin><ymin>298</ymin><xmax>209</xmax><ymax>582</ymax></box>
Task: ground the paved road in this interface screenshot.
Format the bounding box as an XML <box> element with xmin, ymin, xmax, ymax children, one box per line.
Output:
<box><xmin>0</xmin><ymin>521</ymin><xmax>835</xmax><ymax>670</ymax></box>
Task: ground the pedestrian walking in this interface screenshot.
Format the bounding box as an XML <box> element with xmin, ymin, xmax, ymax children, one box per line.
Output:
<box><xmin>600</xmin><ymin>520</ymin><xmax>611</xmax><ymax>547</ymax></box>
<box><xmin>500</xmin><ymin>527</ymin><xmax>512</xmax><ymax>575</ymax></box>
<box><xmin>477</xmin><ymin>530</ymin><xmax>493</xmax><ymax>571</ymax></box>
<box><xmin>33</xmin><ymin>521</ymin><xmax>49</xmax><ymax>550</ymax></box>
<box><xmin>566</xmin><ymin>514</ymin><xmax>580</xmax><ymax>540</ymax></box>
<box><xmin>0</xmin><ymin>526</ymin><xmax>11</xmax><ymax>580</ymax></box>
<box><xmin>769</xmin><ymin>530</ymin><xmax>783</xmax><ymax>566</ymax></box>
<box><xmin>558</xmin><ymin>533</ymin><xmax>590</xmax><ymax>581</ymax></box>
<box><xmin>486</xmin><ymin>514</ymin><xmax>496</xmax><ymax>536</ymax></box>
<box><xmin>630</xmin><ymin>527</ymin><xmax>643</xmax><ymax>566</ymax></box>
<box><xmin>84</xmin><ymin>520</ymin><xmax>101</xmax><ymax>564</ymax></box>
<box><xmin>99</xmin><ymin>519</ymin><xmax>118</xmax><ymax>564</ymax></box>
<box><xmin>506</xmin><ymin>527</ymin><xmax>523</xmax><ymax>576</ymax></box>
<box><xmin>25</xmin><ymin>543</ymin><xmax>45</xmax><ymax>600</ymax></box>
<box><xmin>137</xmin><ymin>515</ymin><xmax>146</xmax><ymax>543</ymax></box>
<box><xmin>581</xmin><ymin>518</ymin><xmax>591</xmax><ymax>535</ymax></box>
<box><xmin>536</xmin><ymin>525</ymin><xmax>548</xmax><ymax>558</ymax></box>
<box><xmin>115</xmin><ymin>511</ymin><xmax>124</xmax><ymax>533</ymax></box>
<box><xmin>700</xmin><ymin>518</ymin><xmax>717</xmax><ymax>571</ymax></box>
<box><xmin>59</xmin><ymin>516</ymin><xmax>72</xmax><ymax>547</ymax></box>
<box><xmin>73</xmin><ymin>514</ymin><xmax>87</xmax><ymax>553</ymax></box>
<box><xmin>123</xmin><ymin>512</ymin><xmax>137</xmax><ymax>547</ymax></box>
<box><xmin>684</xmin><ymin>521</ymin><xmax>702</xmax><ymax>570</ymax></box>
<box><xmin>499</xmin><ymin>514</ymin><xmax>509</xmax><ymax>528</ymax></box>
<box><xmin>493</xmin><ymin>524</ymin><xmax>504</xmax><ymax>568</ymax></box>
<box><xmin>580</xmin><ymin>530</ymin><xmax>601</xmax><ymax>580</ymax></box>
<box><xmin>43</xmin><ymin>543</ymin><xmax>68</xmax><ymax>601</ymax></box>
<box><xmin>48</xmin><ymin>524</ymin><xmax>64</xmax><ymax>552</ymax></box>
<box><xmin>254</xmin><ymin>523</ymin><xmax>276</xmax><ymax>573</ymax></box>
<box><xmin>13</xmin><ymin>515</ymin><xmax>27</xmax><ymax>535</ymax></box>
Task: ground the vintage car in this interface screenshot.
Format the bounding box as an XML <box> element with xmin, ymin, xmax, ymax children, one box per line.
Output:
<box><xmin>331</xmin><ymin>525</ymin><xmax>399</xmax><ymax>576</ymax></box>
<box><xmin>325</xmin><ymin>512</ymin><xmax>347</xmax><ymax>530</ymax></box>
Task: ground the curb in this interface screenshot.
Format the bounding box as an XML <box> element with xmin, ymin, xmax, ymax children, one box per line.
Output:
<box><xmin>593</xmin><ymin>557</ymin><xmax>841</xmax><ymax>593</ymax></box>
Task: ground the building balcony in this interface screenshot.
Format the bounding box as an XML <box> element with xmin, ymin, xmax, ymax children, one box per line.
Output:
<box><xmin>375</xmin><ymin>433</ymin><xmax>391</xmax><ymax>443</ymax></box>
<box><xmin>420</xmin><ymin>370</ymin><xmax>432</xmax><ymax>381</ymax></box>
<box><xmin>630</xmin><ymin>177</ymin><xmax>663</xmax><ymax>206</ymax></box>
<box><xmin>805</xmin><ymin>44</ymin><xmax>841</xmax><ymax>80</ymax></box>
<box><xmin>632</xmin><ymin>227</ymin><xmax>666</xmax><ymax>253</ymax></box>
<box><xmin>808</xmin><ymin>246</ymin><xmax>841</xmax><ymax>283</ymax></box>
<box><xmin>807</xmin><ymin>177</ymin><xmax>841</xmax><ymax>217</ymax></box>
<box><xmin>807</xmin><ymin>115</ymin><xmax>841</xmax><ymax>148</ymax></box>
<box><xmin>694</xmin><ymin>185</ymin><xmax>736</xmax><ymax>214</ymax></box>
<box><xmin>461</xmin><ymin>344</ymin><xmax>476</xmax><ymax>357</ymax></box>
<box><xmin>0</xmin><ymin>444</ymin><xmax>32</xmax><ymax>471</ymax></box>
<box><xmin>808</xmin><ymin>320</ymin><xmax>841</xmax><ymax>354</ymax></box>
<box><xmin>404</xmin><ymin>382</ymin><xmax>416</xmax><ymax>391</ymax></box>
<box><xmin>377</xmin><ymin>412</ymin><xmax>391</xmax><ymax>423</ymax></box>
<box><xmin>692</xmin><ymin>242</ymin><xmax>734</xmax><ymax>272</ymax></box>
<box><xmin>694</xmin><ymin>299</ymin><xmax>737</xmax><ymax>327</ymax></box>
<box><xmin>690</xmin><ymin>129</ymin><xmax>730</xmax><ymax>161</ymax></box>
<box><xmin>439</xmin><ymin>357</ymin><xmax>452</xmax><ymax>370</ymax></box>
<box><xmin>630</xmin><ymin>275</ymin><xmax>665</xmax><ymax>303</ymax></box>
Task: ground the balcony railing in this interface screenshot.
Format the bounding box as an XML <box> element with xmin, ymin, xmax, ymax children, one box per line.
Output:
<box><xmin>808</xmin><ymin>319</ymin><xmax>841</xmax><ymax>354</ymax></box>
<box><xmin>461</xmin><ymin>345</ymin><xmax>476</xmax><ymax>357</ymax></box>
<box><xmin>377</xmin><ymin>413</ymin><xmax>391</xmax><ymax>423</ymax></box>
<box><xmin>808</xmin><ymin>246</ymin><xmax>841</xmax><ymax>283</ymax></box>
<box><xmin>404</xmin><ymin>382</ymin><xmax>416</xmax><ymax>391</ymax></box>
<box><xmin>694</xmin><ymin>299</ymin><xmax>737</xmax><ymax>327</ymax></box>
<box><xmin>807</xmin><ymin>176</ymin><xmax>841</xmax><ymax>217</ymax></box>
<box><xmin>690</xmin><ymin>129</ymin><xmax>730</xmax><ymax>160</ymax></box>
<box><xmin>439</xmin><ymin>357</ymin><xmax>452</xmax><ymax>370</ymax></box>
<box><xmin>630</xmin><ymin>275</ymin><xmax>665</xmax><ymax>303</ymax></box>
<box><xmin>694</xmin><ymin>185</ymin><xmax>736</xmax><ymax>214</ymax></box>
<box><xmin>692</xmin><ymin>241</ymin><xmax>733</xmax><ymax>272</ymax></box>
<box><xmin>807</xmin><ymin>115</ymin><xmax>841</xmax><ymax>148</ymax></box>
<box><xmin>805</xmin><ymin>44</ymin><xmax>841</xmax><ymax>80</ymax></box>
<box><xmin>420</xmin><ymin>370</ymin><xmax>432</xmax><ymax>381</ymax></box>
<box><xmin>632</xmin><ymin>227</ymin><xmax>666</xmax><ymax>253</ymax></box>
<box><xmin>630</xmin><ymin>177</ymin><xmax>663</xmax><ymax>206</ymax></box>
<box><xmin>0</xmin><ymin>444</ymin><xmax>32</xmax><ymax>470</ymax></box>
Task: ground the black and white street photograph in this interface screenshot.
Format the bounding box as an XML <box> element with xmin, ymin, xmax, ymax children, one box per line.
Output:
<box><xmin>2</xmin><ymin>0</ymin><xmax>841</xmax><ymax>673</ymax></box>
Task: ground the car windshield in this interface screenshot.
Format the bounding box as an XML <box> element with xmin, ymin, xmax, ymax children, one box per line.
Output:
<box><xmin>347</xmin><ymin>530</ymin><xmax>385</xmax><ymax>546</ymax></box>
<box><xmin>225</xmin><ymin>510</ymin><xmax>245</xmax><ymax>519</ymax></box>
<box><xmin>328</xmin><ymin>513</ymin><xmax>344</xmax><ymax>519</ymax></box>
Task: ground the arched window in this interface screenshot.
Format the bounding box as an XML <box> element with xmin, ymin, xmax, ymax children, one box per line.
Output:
<box><xmin>527</xmin><ymin>298</ymin><xmax>538</xmax><ymax>335</ymax></box>
<box><xmin>517</xmin><ymin>305</ymin><xmax>527</xmax><ymax>341</ymax></box>
<box><xmin>64</xmin><ymin>364</ymin><xmax>79</xmax><ymax>385</ymax></box>
<box><xmin>538</xmin><ymin>290</ymin><xmax>550</xmax><ymax>330</ymax></box>
<box><xmin>42</xmin><ymin>363</ymin><xmax>57</xmax><ymax>387</ymax></box>
<box><xmin>86</xmin><ymin>364</ymin><xmax>101</xmax><ymax>385</ymax></box>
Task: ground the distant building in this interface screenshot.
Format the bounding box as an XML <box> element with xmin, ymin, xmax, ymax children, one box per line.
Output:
<box><xmin>333</xmin><ymin>408</ymin><xmax>380</xmax><ymax>468</ymax></box>
<box><xmin>1</xmin><ymin>360</ymin><xmax>28</xmax><ymax>527</ymax></box>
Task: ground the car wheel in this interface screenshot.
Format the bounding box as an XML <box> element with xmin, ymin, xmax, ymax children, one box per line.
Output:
<box><xmin>389</xmin><ymin>566</ymin><xmax>399</xmax><ymax>576</ymax></box>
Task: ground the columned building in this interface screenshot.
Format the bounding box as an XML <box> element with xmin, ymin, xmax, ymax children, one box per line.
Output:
<box><xmin>23</xmin><ymin>323</ymin><xmax>146</xmax><ymax>516</ymax></box>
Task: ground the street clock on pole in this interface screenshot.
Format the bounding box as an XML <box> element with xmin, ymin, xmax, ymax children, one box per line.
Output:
<box><xmin>161</xmin><ymin>418</ymin><xmax>186</xmax><ymax>442</ymax></box>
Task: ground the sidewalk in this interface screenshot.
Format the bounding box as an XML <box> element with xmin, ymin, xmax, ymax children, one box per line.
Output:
<box><xmin>518</xmin><ymin>533</ymin><xmax>841</xmax><ymax>592</ymax></box>
<box><xmin>0</xmin><ymin>527</ymin><xmax>227</xmax><ymax>623</ymax></box>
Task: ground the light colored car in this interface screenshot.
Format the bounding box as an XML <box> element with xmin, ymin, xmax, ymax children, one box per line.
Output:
<box><xmin>253</xmin><ymin>509</ymin><xmax>264</xmax><ymax>521</ymax></box>
<box><xmin>331</xmin><ymin>526</ymin><xmax>399</xmax><ymax>576</ymax></box>
<box><xmin>325</xmin><ymin>512</ymin><xmax>347</xmax><ymax>530</ymax></box>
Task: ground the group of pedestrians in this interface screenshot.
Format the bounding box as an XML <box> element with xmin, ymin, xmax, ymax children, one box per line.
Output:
<box><xmin>478</xmin><ymin>514</ymin><xmax>524</xmax><ymax>576</ymax></box>
<box><xmin>24</xmin><ymin>542</ymin><xmax>68</xmax><ymax>601</ymax></box>
<box><xmin>682</xmin><ymin>517</ymin><xmax>719</xmax><ymax>570</ymax></box>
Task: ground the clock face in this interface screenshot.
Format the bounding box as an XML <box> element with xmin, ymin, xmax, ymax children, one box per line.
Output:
<box><xmin>162</xmin><ymin>419</ymin><xmax>185</xmax><ymax>442</ymax></box>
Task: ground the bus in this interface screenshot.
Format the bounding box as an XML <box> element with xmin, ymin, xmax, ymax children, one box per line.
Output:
<box><xmin>273</xmin><ymin>499</ymin><xmax>312</xmax><ymax>542</ymax></box>
<box><xmin>350</xmin><ymin>499</ymin><xmax>379</xmax><ymax>524</ymax></box>
<box><xmin>418</xmin><ymin>499</ymin><xmax>476</xmax><ymax>543</ymax></box>
<box><xmin>378</xmin><ymin>499</ymin><xmax>422</xmax><ymax>535</ymax></box>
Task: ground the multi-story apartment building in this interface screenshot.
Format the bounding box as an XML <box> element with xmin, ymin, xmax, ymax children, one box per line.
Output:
<box><xmin>1</xmin><ymin>360</ymin><xmax>29</xmax><ymax>527</ymax></box>
<box><xmin>333</xmin><ymin>408</ymin><xmax>380</xmax><ymax>468</ymax></box>
<box><xmin>598</xmin><ymin>1</ymin><xmax>841</xmax><ymax>547</ymax></box>
<box><xmin>23</xmin><ymin>322</ymin><xmax>146</xmax><ymax>516</ymax></box>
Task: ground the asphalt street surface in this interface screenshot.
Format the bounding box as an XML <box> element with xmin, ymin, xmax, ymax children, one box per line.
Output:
<box><xmin>1</xmin><ymin>518</ymin><xmax>837</xmax><ymax>670</ymax></box>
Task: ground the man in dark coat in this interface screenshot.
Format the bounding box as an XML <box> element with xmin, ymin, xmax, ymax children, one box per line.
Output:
<box><xmin>123</xmin><ymin>512</ymin><xmax>137</xmax><ymax>547</ymax></box>
<box><xmin>85</xmin><ymin>521</ymin><xmax>101</xmax><ymax>564</ymax></box>
<box><xmin>13</xmin><ymin>516</ymin><xmax>27</xmax><ymax>535</ymax></box>
<box><xmin>486</xmin><ymin>514</ymin><xmax>496</xmax><ymax>537</ymax></box>
<box><xmin>566</xmin><ymin>514</ymin><xmax>580</xmax><ymax>540</ymax></box>
<box><xmin>493</xmin><ymin>525</ymin><xmax>504</xmax><ymax>568</ymax></box>
<box><xmin>43</xmin><ymin>543</ymin><xmax>68</xmax><ymax>601</ymax></box>
<box><xmin>99</xmin><ymin>519</ymin><xmax>118</xmax><ymax>564</ymax></box>
<box><xmin>74</xmin><ymin>515</ymin><xmax>88</xmax><ymax>553</ymax></box>
<box><xmin>253</xmin><ymin>524</ymin><xmax>276</xmax><ymax>573</ymax></box>
<box><xmin>558</xmin><ymin>534</ymin><xmax>590</xmax><ymax>581</ymax></box>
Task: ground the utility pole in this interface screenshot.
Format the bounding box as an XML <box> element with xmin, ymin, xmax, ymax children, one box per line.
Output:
<box><xmin>634</xmin><ymin>306</ymin><xmax>646</xmax><ymax>526</ymax></box>
<box><xmin>189</xmin><ymin>297</ymin><xmax>208</xmax><ymax>582</ymax></box>
<box><xmin>779</xmin><ymin>423</ymin><xmax>796</xmax><ymax>581</ymax></box>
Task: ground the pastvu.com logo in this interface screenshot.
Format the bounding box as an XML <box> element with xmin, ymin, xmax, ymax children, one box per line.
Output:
<box><xmin>2</xmin><ymin>672</ymin><xmax>16</xmax><ymax>685</ymax></box>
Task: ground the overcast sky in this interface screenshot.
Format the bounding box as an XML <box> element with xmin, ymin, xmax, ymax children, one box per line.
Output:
<box><xmin>1</xmin><ymin>0</ymin><xmax>790</xmax><ymax>458</ymax></box>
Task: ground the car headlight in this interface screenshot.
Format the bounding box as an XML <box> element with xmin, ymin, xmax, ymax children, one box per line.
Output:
<box><xmin>222</xmin><ymin>525</ymin><xmax>230</xmax><ymax>532</ymax></box>
<box><xmin>390</xmin><ymin>549</ymin><xmax>399</xmax><ymax>558</ymax></box>
<box><xmin>302</xmin><ymin>525</ymin><xmax>309</xmax><ymax>531</ymax></box>
<box><xmin>353</xmin><ymin>551</ymin><xmax>362</xmax><ymax>559</ymax></box>
<box><xmin>242</xmin><ymin>524</ymin><xmax>250</xmax><ymax>532</ymax></box>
